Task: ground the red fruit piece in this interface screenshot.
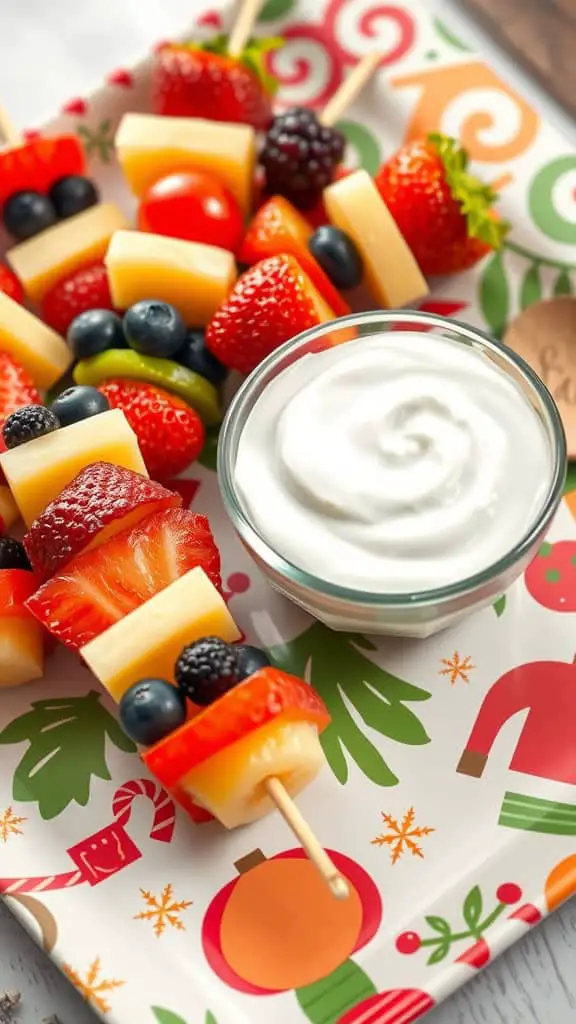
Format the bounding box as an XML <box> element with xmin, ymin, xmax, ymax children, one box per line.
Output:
<box><xmin>304</xmin><ymin>166</ymin><xmax>353</xmax><ymax>230</ymax></box>
<box><xmin>0</xmin><ymin>264</ymin><xmax>24</xmax><ymax>305</ymax></box>
<box><xmin>0</xmin><ymin>135</ymin><xmax>85</xmax><ymax>208</ymax></box>
<box><xmin>26</xmin><ymin>507</ymin><xmax>221</xmax><ymax>650</ymax></box>
<box><xmin>206</xmin><ymin>254</ymin><xmax>336</xmax><ymax>376</ymax></box>
<box><xmin>98</xmin><ymin>379</ymin><xmax>205</xmax><ymax>481</ymax></box>
<box><xmin>0</xmin><ymin>351</ymin><xmax>42</xmax><ymax>456</ymax></box>
<box><xmin>374</xmin><ymin>133</ymin><xmax>509</xmax><ymax>276</ymax></box>
<box><xmin>24</xmin><ymin>462</ymin><xmax>182</xmax><ymax>579</ymax></box>
<box><xmin>0</xmin><ymin>570</ymin><xmax>42</xmax><ymax>618</ymax></box>
<box><xmin>455</xmin><ymin>937</ymin><xmax>491</xmax><ymax>969</ymax></box>
<box><xmin>524</xmin><ymin>541</ymin><xmax>576</xmax><ymax>612</ymax></box>
<box><xmin>239</xmin><ymin>196</ymin><xmax>350</xmax><ymax>315</ymax></box>
<box><xmin>152</xmin><ymin>43</ymin><xmax>274</xmax><ymax>131</ymax></box>
<box><xmin>40</xmin><ymin>261</ymin><xmax>114</xmax><ymax>335</ymax></box>
<box><xmin>138</xmin><ymin>170</ymin><xmax>244</xmax><ymax>254</ymax></box>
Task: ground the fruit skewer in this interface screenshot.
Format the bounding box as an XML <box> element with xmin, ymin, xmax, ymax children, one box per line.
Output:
<box><xmin>227</xmin><ymin>0</ymin><xmax>266</xmax><ymax>58</ymax></box>
<box><xmin>320</xmin><ymin>51</ymin><xmax>383</xmax><ymax>128</ymax></box>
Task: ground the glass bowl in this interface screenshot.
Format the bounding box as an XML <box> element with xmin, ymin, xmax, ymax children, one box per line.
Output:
<box><xmin>218</xmin><ymin>311</ymin><xmax>567</xmax><ymax>638</ymax></box>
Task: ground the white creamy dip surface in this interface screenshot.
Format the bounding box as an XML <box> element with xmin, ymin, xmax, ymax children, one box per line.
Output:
<box><xmin>234</xmin><ymin>331</ymin><xmax>552</xmax><ymax>593</ymax></box>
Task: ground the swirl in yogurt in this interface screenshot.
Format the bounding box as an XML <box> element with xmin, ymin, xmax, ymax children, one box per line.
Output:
<box><xmin>234</xmin><ymin>332</ymin><xmax>551</xmax><ymax>593</ymax></box>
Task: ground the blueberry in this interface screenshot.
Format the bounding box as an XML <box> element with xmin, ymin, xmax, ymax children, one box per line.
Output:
<box><xmin>175</xmin><ymin>636</ymin><xmax>240</xmax><ymax>706</ymax></box>
<box><xmin>50</xmin><ymin>386</ymin><xmax>110</xmax><ymax>427</ymax></box>
<box><xmin>0</xmin><ymin>537</ymin><xmax>32</xmax><ymax>571</ymax></box>
<box><xmin>123</xmin><ymin>300</ymin><xmax>187</xmax><ymax>358</ymax></box>
<box><xmin>2</xmin><ymin>405</ymin><xmax>59</xmax><ymax>449</ymax></box>
<box><xmin>235</xmin><ymin>644</ymin><xmax>271</xmax><ymax>680</ymax></box>
<box><xmin>2</xmin><ymin>190</ymin><xmax>57</xmax><ymax>241</ymax></box>
<box><xmin>49</xmin><ymin>175</ymin><xmax>99</xmax><ymax>219</ymax></box>
<box><xmin>119</xmin><ymin>678</ymin><xmax>187</xmax><ymax>746</ymax></box>
<box><xmin>176</xmin><ymin>329</ymin><xmax>228</xmax><ymax>386</ymax></box>
<box><xmin>67</xmin><ymin>309</ymin><xmax>125</xmax><ymax>360</ymax></box>
<box><xmin>308</xmin><ymin>226</ymin><xmax>363</xmax><ymax>290</ymax></box>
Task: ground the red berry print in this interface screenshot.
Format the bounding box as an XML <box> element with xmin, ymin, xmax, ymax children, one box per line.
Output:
<box><xmin>61</xmin><ymin>97</ymin><xmax>87</xmax><ymax>116</ymax></box>
<box><xmin>106</xmin><ymin>68</ymin><xmax>134</xmax><ymax>88</ymax></box>
<box><xmin>496</xmin><ymin>883</ymin><xmax>522</xmax><ymax>905</ymax></box>
<box><xmin>396</xmin><ymin>930</ymin><xmax>422</xmax><ymax>955</ymax></box>
<box><xmin>455</xmin><ymin>937</ymin><xmax>491</xmax><ymax>969</ymax></box>
<box><xmin>508</xmin><ymin>903</ymin><xmax>542</xmax><ymax>925</ymax></box>
<box><xmin>197</xmin><ymin>10</ymin><xmax>222</xmax><ymax>29</ymax></box>
<box><xmin>524</xmin><ymin>540</ymin><xmax>576</xmax><ymax>611</ymax></box>
<box><xmin>226</xmin><ymin>572</ymin><xmax>250</xmax><ymax>596</ymax></box>
<box><xmin>22</xmin><ymin>129</ymin><xmax>41</xmax><ymax>141</ymax></box>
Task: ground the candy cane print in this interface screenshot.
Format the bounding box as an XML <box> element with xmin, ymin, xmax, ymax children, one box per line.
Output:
<box><xmin>0</xmin><ymin>778</ymin><xmax>176</xmax><ymax>896</ymax></box>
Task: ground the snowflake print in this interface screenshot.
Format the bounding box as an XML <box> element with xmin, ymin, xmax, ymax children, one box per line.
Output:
<box><xmin>372</xmin><ymin>807</ymin><xmax>435</xmax><ymax>864</ymax></box>
<box><xmin>439</xmin><ymin>652</ymin><xmax>475</xmax><ymax>685</ymax></box>
<box><xmin>77</xmin><ymin>119</ymin><xmax>115</xmax><ymax>163</ymax></box>
<box><xmin>134</xmin><ymin>883</ymin><xmax>192</xmax><ymax>937</ymax></box>
<box><xmin>63</xmin><ymin>957</ymin><xmax>124</xmax><ymax>1014</ymax></box>
<box><xmin>0</xmin><ymin>807</ymin><xmax>26</xmax><ymax>843</ymax></box>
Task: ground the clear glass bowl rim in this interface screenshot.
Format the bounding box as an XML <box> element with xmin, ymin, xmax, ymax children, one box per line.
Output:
<box><xmin>218</xmin><ymin>309</ymin><xmax>567</xmax><ymax>608</ymax></box>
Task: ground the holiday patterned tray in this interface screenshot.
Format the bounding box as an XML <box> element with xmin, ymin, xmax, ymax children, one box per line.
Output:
<box><xmin>2</xmin><ymin>2</ymin><xmax>576</xmax><ymax>1023</ymax></box>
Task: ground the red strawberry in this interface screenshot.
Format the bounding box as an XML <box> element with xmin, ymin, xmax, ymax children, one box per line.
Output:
<box><xmin>98</xmin><ymin>379</ymin><xmax>205</xmax><ymax>480</ymax></box>
<box><xmin>0</xmin><ymin>264</ymin><xmax>24</xmax><ymax>305</ymax></box>
<box><xmin>40</xmin><ymin>261</ymin><xmax>114</xmax><ymax>334</ymax></box>
<box><xmin>0</xmin><ymin>135</ymin><xmax>85</xmax><ymax>208</ymax></box>
<box><xmin>24</xmin><ymin>462</ymin><xmax>182</xmax><ymax>579</ymax></box>
<box><xmin>152</xmin><ymin>40</ymin><xmax>276</xmax><ymax>130</ymax></box>
<box><xmin>0</xmin><ymin>352</ymin><xmax>42</xmax><ymax>459</ymax></box>
<box><xmin>239</xmin><ymin>196</ymin><xmax>350</xmax><ymax>316</ymax></box>
<box><xmin>26</xmin><ymin>507</ymin><xmax>221</xmax><ymax>650</ymax></box>
<box><xmin>206</xmin><ymin>254</ymin><xmax>337</xmax><ymax>375</ymax></box>
<box><xmin>374</xmin><ymin>133</ymin><xmax>509</xmax><ymax>276</ymax></box>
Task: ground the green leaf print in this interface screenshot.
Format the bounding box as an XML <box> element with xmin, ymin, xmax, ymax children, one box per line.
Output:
<box><xmin>427</xmin><ymin>941</ymin><xmax>451</xmax><ymax>965</ymax></box>
<box><xmin>463</xmin><ymin>885</ymin><xmax>483</xmax><ymax>933</ymax></box>
<box><xmin>151</xmin><ymin>1010</ymin><xmax>189</xmax><ymax>1024</ymax></box>
<box><xmin>206</xmin><ymin>1014</ymin><xmax>218</xmax><ymax>1024</ymax></box>
<box><xmin>520</xmin><ymin>263</ymin><xmax>542</xmax><ymax>309</ymax></box>
<box><xmin>258</xmin><ymin>0</ymin><xmax>296</xmax><ymax>21</ymax></box>
<box><xmin>493</xmin><ymin>595</ymin><xmax>507</xmax><ymax>617</ymax></box>
<box><xmin>337</xmin><ymin>120</ymin><xmax>382</xmax><ymax>176</ymax></box>
<box><xmin>554</xmin><ymin>269</ymin><xmax>574</xmax><ymax>296</ymax></box>
<box><xmin>270</xmin><ymin>622</ymin><xmax>431</xmax><ymax>787</ymax></box>
<box><xmin>564</xmin><ymin>463</ymin><xmax>576</xmax><ymax>495</ymax></box>
<box><xmin>297</xmin><ymin>959</ymin><xmax>377</xmax><ymax>1024</ymax></box>
<box><xmin>0</xmin><ymin>691</ymin><xmax>136</xmax><ymax>820</ymax></box>
<box><xmin>528</xmin><ymin>156</ymin><xmax>576</xmax><ymax>245</ymax></box>
<box><xmin>433</xmin><ymin>18</ymin><xmax>471</xmax><ymax>51</ymax></box>
<box><xmin>77</xmin><ymin>119</ymin><xmax>115</xmax><ymax>164</ymax></box>
<box><xmin>479</xmin><ymin>251</ymin><xmax>510</xmax><ymax>338</ymax></box>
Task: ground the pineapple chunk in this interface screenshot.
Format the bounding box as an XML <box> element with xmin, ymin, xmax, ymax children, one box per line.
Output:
<box><xmin>0</xmin><ymin>291</ymin><xmax>72</xmax><ymax>389</ymax></box>
<box><xmin>0</xmin><ymin>409</ymin><xmax>147</xmax><ymax>527</ymax></box>
<box><xmin>7</xmin><ymin>203</ymin><xmax>129</xmax><ymax>303</ymax></box>
<box><xmin>81</xmin><ymin>567</ymin><xmax>240</xmax><ymax>702</ymax></box>
<box><xmin>0</xmin><ymin>618</ymin><xmax>44</xmax><ymax>687</ymax></box>
<box><xmin>106</xmin><ymin>231</ymin><xmax>236</xmax><ymax>327</ymax></box>
<box><xmin>182</xmin><ymin>719</ymin><xmax>325</xmax><ymax>829</ymax></box>
<box><xmin>116</xmin><ymin>113</ymin><xmax>256</xmax><ymax>211</ymax></box>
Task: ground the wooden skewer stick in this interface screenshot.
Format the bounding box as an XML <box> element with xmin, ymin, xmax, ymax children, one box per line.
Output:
<box><xmin>320</xmin><ymin>51</ymin><xmax>383</xmax><ymax>128</ymax></box>
<box><xmin>265</xmin><ymin>776</ymin><xmax>350</xmax><ymax>900</ymax></box>
<box><xmin>228</xmin><ymin>0</ymin><xmax>264</xmax><ymax>58</ymax></box>
<box><xmin>0</xmin><ymin>105</ymin><xmax>20</xmax><ymax>149</ymax></box>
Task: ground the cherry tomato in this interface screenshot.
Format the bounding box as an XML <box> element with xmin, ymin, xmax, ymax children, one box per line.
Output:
<box><xmin>138</xmin><ymin>170</ymin><xmax>244</xmax><ymax>254</ymax></box>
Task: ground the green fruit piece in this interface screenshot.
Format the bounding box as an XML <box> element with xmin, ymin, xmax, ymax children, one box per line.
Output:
<box><xmin>73</xmin><ymin>350</ymin><xmax>221</xmax><ymax>426</ymax></box>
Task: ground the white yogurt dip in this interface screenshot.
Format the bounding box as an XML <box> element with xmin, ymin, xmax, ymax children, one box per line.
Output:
<box><xmin>234</xmin><ymin>331</ymin><xmax>552</xmax><ymax>593</ymax></box>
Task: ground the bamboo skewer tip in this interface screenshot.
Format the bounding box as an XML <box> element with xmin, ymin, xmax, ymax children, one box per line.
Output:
<box><xmin>320</xmin><ymin>51</ymin><xmax>383</xmax><ymax>127</ymax></box>
<box><xmin>228</xmin><ymin>0</ymin><xmax>264</xmax><ymax>58</ymax></box>
<box><xmin>265</xmin><ymin>776</ymin><xmax>350</xmax><ymax>901</ymax></box>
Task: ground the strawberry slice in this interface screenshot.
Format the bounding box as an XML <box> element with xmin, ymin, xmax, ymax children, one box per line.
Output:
<box><xmin>24</xmin><ymin>462</ymin><xmax>182</xmax><ymax>579</ymax></box>
<box><xmin>40</xmin><ymin>261</ymin><xmax>114</xmax><ymax>335</ymax></box>
<box><xmin>239</xmin><ymin>196</ymin><xmax>350</xmax><ymax>317</ymax></box>
<box><xmin>0</xmin><ymin>569</ymin><xmax>42</xmax><ymax>618</ymax></box>
<box><xmin>26</xmin><ymin>507</ymin><xmax>221</xmax><ymax>651</ymax></box>
<box><xmin>205</xmin><ymin>254</ymin><xmax>337</xmax><ymax>375</ymax></box>
<box><xmin>0</xmin><ymin>136</ymin><xmax>85</xmax><ymax>209</ymax></box>
<box><xmin>143</xmin><ymin>667</ymin><xmax>331</xmax><ymax>789</ymax></box>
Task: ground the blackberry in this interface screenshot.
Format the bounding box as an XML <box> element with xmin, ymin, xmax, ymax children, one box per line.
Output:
<box><xmin>3</xmin><ymin>405</ymin><xmax>60</xmax><ymax>449</ymax></box>
<box><xmin>260</xmin><ymin>107</ymin><xmax>345</xmax><ymax>210</ymax></box>
<box><xmin>175</xmin><ymin>636</ymin><xmax>241</xmax><ymax>706</ymax></box>
<box><xmin>0</xmin><ymin>537</ymin><xmax>32</xmax><ymax>571</ymax></box>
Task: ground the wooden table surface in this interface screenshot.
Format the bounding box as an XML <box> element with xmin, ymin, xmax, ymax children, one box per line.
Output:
<box><xmin>459</xmin><ymin>0</ymin><xmax>576</xmax><ymax>118</ymax></box>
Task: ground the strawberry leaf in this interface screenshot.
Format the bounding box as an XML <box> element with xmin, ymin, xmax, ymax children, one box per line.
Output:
<box><xmin>180</xmin><ymin>34</ymin><xmax>283</xmax><ymax>95</ymax></box>
<box><xmin>428</xmin><ymin>132</ymin><xmax>510</xmax><ymax>249</ymax></box>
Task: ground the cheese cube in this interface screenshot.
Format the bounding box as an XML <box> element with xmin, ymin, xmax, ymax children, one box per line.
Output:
<box><xmin>106</xmin><ymin>231</ymin><xmax>236</xmax><ymax>326</ymax></box>
<box><xmin>0</xmin><ymin>409</ymin><xmax>147</xmax><ymax>526</ymax></box>
<box><xmin>0</xmin><ymin>618</ymin><xmax>44</xmax><ymax>688</ymax></box>
<box><xmin>323</xmin><ymin>170</ymin><xmax>429</xmax><ymax>309</ymax></box>
<box><xmin>7</xmin><ymin>203</ymin><xmax>129</xmax><ymax>303</ymax></box>
<box><xmin>0</xmin><ymin>292</ymin><xmax>72</xmax><ymax>389</ymax></box>
<box><xmin>81</xmin><ymin>567</ymin><xmax>241</xmax><ymax>702</ymax></box>
<box><xmin>0</xmin><ymin>485</ymin><xmax>19</xmax><ymax>531</ymax></box>
<box><xmin>116</xmin><ymin>113</ymin><xmax>256</xmax><ymax>211</ymax></box>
